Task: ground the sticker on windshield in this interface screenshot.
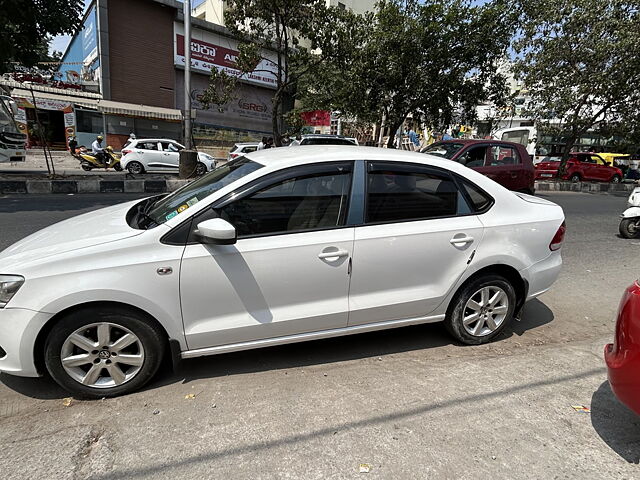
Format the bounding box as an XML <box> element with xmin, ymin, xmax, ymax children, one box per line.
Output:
<box><xmin>177</xmin><ymin>204</ymin><xmax>189</xmax><ymax>213</ymax></box>
<box><xmin>186</xmin><ymin>197</ymin><xmax>199</xmax><ymax>207</ymax></box>
<box><xmin>165</xmin><ymin>211</ymin><xmax>178</xmax><ymax>221</ymax></box>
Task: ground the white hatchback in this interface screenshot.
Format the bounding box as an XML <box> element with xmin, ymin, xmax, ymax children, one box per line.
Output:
<box><xmin>0</xmin><ymin>147</ymin><xmax>565</xmax><ymax>397</ymax></box>
<box><xmin>120</xmin><ymin>139</ymin><xmax>217</xmax><ymax>175</ymax></box>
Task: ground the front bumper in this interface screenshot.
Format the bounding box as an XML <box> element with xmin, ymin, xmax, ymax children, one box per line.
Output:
<box><xmin>0</xmin><ymin>308</ymin><xmax>53</xmax><ymax>377</ymax></box>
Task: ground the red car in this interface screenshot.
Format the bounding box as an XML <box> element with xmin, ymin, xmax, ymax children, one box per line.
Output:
<box><xmin>605</xmin><ymin>280</ymin><xmax>640</xmax><ymax>416</ymax></box>
<box><xmin>422</xmin><ymin>140</ymin><xmax>535</xmax><ymax>193</ymax></box>
<box><xmin>535</xmin><ymin>152</ymin><xmax>623</xmax><ymax>183</ymax></box>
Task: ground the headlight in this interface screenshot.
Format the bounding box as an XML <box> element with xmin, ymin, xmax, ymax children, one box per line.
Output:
<box><xmin>0</xmin><ymin>275</ymin><xmax>25</xmax><ymax>308</ymax></box>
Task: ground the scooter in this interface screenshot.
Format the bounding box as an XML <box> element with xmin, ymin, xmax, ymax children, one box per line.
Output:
<box><xmin>75</xmin><ymin>146</ymin><xmax>123</xmax><ymax>171</ymax></box>
<box><xmin>619</xmin><ymin>186</ymin><xmax>640</xmax><ymax>238</ymax></box>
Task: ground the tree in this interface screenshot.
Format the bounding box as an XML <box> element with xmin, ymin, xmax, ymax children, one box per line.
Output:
<box><xmin>214</xmin><ymin>0</ymin><xmax>328</xmax><ymax>146</ymax></box>
<box><xmin>0</xmin><ymin>0</ymin><xmax>83</xmax><ymax>73</ymax></box>
<box><xmin>303</xmin><ymin>0</ymin><xmax>515</xmax><ymax>147</ymax></box>
<box><xmin>514</xmin><ymin>0</ymin><xmax>640</xmax><ymax>174</ymax></box>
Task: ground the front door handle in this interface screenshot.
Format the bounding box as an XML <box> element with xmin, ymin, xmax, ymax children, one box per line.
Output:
<box><xmin>318</xmin><ymin>249</ymin><xmax>349</xmax><ymax>260</ymax></box>
<box><xmin>450</xmin><ymin>235</ymin><xmax>474</xmax><ymax>245</ymax></box>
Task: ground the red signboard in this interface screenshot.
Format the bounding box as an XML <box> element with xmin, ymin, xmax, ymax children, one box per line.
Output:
<box><xmin>176</xmin><ymin>34</ymin><xmax>240</xmax><ymax>69</ymax></box>
<box><xmin>301</xmin><ymin>110</ymin><xmax>331</xmax><ymax>127</ymax></box>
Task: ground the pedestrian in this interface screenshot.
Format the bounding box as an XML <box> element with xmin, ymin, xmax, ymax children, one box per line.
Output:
<box><xmin>258</xmin><ymin>137</ymin><xmax>266</xmax><ymax>150</ymax></box>
<box><xmin>68</xmin><ymin>136</ymin><xmax>77</xmax><ymax>155</ymax></box>
<box><xmin>128</xmin><ymin>132</ymin><xmax>136</xmax><ymax>142</ymax></box>
<box><xmin>443</xmin><ymin>129</ymin><xmax>454</xmax><ymax>141</ymax></box>
<box><xmin>290</xmin><ymin>134</ymin><xmax>302</xmax><ymax>146</ymax></box>
<box><xmin>407</xmin><ymin>127</ymin><xmax>420</xmax><ymax>151</ymax></box>
<box><xmin>264</xmin><ymin>137</ymin><xmax>274</xmax><ymax>149</ymax></box>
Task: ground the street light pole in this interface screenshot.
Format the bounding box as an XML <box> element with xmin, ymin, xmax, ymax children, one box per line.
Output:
<box><xmin>180</xmin><ymin>0</ymin><xmax>198</xmax><ymax>178</ymax></box>
<box><xmin>183</xmin><ymin>0</ymin><xmax>192</xmax><ymax>150</ymax></box>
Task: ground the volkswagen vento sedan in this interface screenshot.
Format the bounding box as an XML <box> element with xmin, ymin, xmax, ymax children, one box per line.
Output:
<box><xmin>0</xmin><ymin>147</ymin><xmax>565</xmax><ymax>397</ymax></box>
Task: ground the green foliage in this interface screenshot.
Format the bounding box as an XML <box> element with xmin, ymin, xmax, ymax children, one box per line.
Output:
<box><xmin>222</xmin><ymin>0</ymin><xmax>328</xmax><ymax>145</ymax></box>
<box><xmin>304</xmin><ymin>0</ymin><xmax>514</xmax><ymax>146</ymax></box>
<box><xmin>0</xmin><ymin>0</ymin><xmax>83</xmax><ymax>73</ymax></box>
<box><xmin>199</xmin><ymin>68</ymin><xmax>239</xmax><ymax>111</ymax></box>
<box><xmin>514</xmin><ymin>0</ymin><xmax>640</xmax><ymax>162</ymax></box>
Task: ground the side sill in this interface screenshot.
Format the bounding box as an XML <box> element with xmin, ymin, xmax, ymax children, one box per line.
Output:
<box><xmin>181</xmin><ymin>314</ymin><xmax>446</xmax><ymax>359</ymax></box>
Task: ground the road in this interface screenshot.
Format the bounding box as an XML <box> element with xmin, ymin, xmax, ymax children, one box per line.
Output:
<box><xmin>0</xmin><ymin>191</ymin><xmax>638</xmax><ymax>479</ymax></box>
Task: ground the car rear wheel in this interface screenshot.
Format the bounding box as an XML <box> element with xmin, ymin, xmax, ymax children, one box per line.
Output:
<box><xmin>445</xmin><ymin>274</ymin><xmax>517</xmax><ymax>345</ymax></box>
<box><xmin>611</xmin><ymin>175</ymin><xmax>621</xmax><ymax>183</ymax></box>
<box><xmin>569</xmin><ymin>174</ymin><xmax>581</xmax><ymax>183</ymax></box>
<box><xmin>126</xmin><ymin>161</ymin><xmax>144</xmax><ymax>175</ymax></box>
<box><xmin>44</xmin><ymin>307</ymin><xmax>165</xmax><ymax>398</ymax></box>
<box><xmin>619</xmin><ymin>218</ymin><xmax>640</xmax><ymax>239</ymax></box>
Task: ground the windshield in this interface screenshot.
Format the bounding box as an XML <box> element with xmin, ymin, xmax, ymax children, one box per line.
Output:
<box><xmin>144</xmin><ymin>157</ymin><xmax>264</xmax><ymax>226</ymax></box>
<box><xmin>423</xmin><ymin>142</ymin><xmax>464</xmax><ymax>159</ymax></box>
<box><xmin>0</xmin><ymin>97</ymin><xmax>19</xmax><ymax>134</ymax></box>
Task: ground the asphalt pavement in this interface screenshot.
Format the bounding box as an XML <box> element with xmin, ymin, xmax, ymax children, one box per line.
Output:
<box><xmin>0</xmin><ymin>191</ymin><xmax>638</xmax><ymax>479</ymax></box>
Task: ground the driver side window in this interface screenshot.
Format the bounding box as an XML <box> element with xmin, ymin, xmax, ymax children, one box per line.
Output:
<box><xmin>215</xmin><ymin>163</ymin><xmax>353</xmax><ymax>238</ymax></box>
<box><xmin>457</xmin><ymin>146</ymin><xmax>487</xmax><ymax>167</ymax></box>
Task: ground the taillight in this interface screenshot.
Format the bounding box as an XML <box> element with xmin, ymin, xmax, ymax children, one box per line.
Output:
<box><xmin>549</xmin><ymin>221</ymin><xmax>566</xmax><ymax>251</ymax></box>
<box><xmin>230</xmin><ymin>153</ymin><xmax>238</xmax><ymax>159</ymax></box>
<box><xmin>122</xmin><ymin>149</ymin><xmax>132</xmax><ymax>155</ymax></box>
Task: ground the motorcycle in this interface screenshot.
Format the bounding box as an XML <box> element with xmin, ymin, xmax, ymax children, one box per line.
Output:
<box><xmin>619</xmin><ymin>185</ymin><xmax>640</xmax><ymax>238</ymax></box>
<box><xmin>75</xmin><ymin>145</ymin><xmax>123</xmax><ymax>171</ymax></box>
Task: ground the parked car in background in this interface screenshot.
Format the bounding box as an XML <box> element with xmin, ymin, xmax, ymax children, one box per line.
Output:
<box><xmin>534</xmin><ymin>152</ymin><xmax>623</xmax><ymax>183</ymax></box>
<box><xmin>120</xmin><ymin>139</ymin><xmax>216</xmax><ymax>175</ymax></box>
<box><xmin>605</xmin><ymin>280</ymin><xmax>640</xmax><ymax>416</ymax></box>
<box><xmin>421</xmin><ymin>140</ymin><xmax>535</xmax><ymax>194</ymax></box>
<box><xmin>228</xmin><ymin>142</ymin><xmax>259</xmax><ymax>161</ymax></box>
<box><xmin>0</xmin><ymin>146</ymin><xmax>564</xmax><ymax>397</ymax></box>
<box><xmin>298</xmin><ymin>134</ymin><xmax>358</xmax><ymax>146</ymax></box>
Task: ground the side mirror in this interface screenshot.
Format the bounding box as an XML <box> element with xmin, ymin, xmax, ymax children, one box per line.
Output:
<box><xmin>195</xmin><ymin>218</ymin><xmax>237</xmax><ymax>245</ymax></box>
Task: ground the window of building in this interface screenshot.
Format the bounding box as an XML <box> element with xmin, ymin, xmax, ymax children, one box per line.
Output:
<box><xmin>365</xmin><ymin>161</ymin><xmax>467</xmax><ymax>223</ymax></box>
<box><xmin>76</xmin><ymin>109</ymin><xmax>103</xmax><ymax>134</ymax></box>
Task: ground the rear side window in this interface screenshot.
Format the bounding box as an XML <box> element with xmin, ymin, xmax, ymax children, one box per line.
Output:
<box><xmin>138</xmin><ymin>142</ymin><xmax>158</xmax><ymax>150</ymax></box>
<box><xmin>459</xmin><ymin>179</ymin><xmax>493</xmax><ymax>213</ymax></box>
<box><xmin>365</xmin><ymin>161</ymin><xmax>469</xmax><ymax>224</ymax></box>
<box><xmin>488</xmin><ymin>145</ymin><xmax>521</xmax><ymax>165</ymax></box>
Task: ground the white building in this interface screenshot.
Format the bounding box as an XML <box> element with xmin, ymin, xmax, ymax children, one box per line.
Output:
<box><xmin>193</xmin><ymin>0</ymin><xmax>378</xmax><ymax>25</ymax></box>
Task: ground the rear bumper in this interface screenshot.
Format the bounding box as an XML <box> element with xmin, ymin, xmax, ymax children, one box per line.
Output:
<box><xmin>0</xmin><ymin>308</ymin><xmax>52</xmax><ymax>378</ymax></box>
<box><xmin>520</xmin><ymin>251</ymin><xmax>563</xmax><ymax>300</ymax></box>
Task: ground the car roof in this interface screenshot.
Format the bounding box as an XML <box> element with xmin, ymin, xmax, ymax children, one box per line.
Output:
<box><xmin>432</xmin><ymin>139</ymin><xmax>524</xmax><ymax>148</ymax></box>
<box><xmin>131</xmin><ymin>138</ymin><xmax>179</xmax><ymax>143</ymax></box>
<box><xmin>245</xmin><ymin>145</ymin><xmax>468</xmax><ymax>172</ymax></box>
<box><xmin>301</xmin><ymin>134</ymin><xmax>350</xmax><ymax>139</ymax></box>
<box><xmin>235</xmin><ymin>142</ymin><xmax>259</xmax><ymax>146</ymax></box>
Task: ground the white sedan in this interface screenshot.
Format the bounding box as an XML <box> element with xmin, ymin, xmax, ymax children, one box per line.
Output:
<box><xmin>0</xmin><ymin>146</ymin><xmax>565</xmax><ymax>397</ymax></box>
<box><xmin>120</xmin><ymin>138</ymin><xmax>216</xmax><ymax>175</ymax></box>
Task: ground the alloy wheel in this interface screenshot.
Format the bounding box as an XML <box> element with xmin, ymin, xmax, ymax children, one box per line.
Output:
<box><xmin>60</xmin><ymin>322</ymin><xmax>145</xmax><ymax>388</ymax></box>
<box><xmin>462</xmin><ymin>286</ymin><xmax>509</xmax><ymax>337</ymax></box>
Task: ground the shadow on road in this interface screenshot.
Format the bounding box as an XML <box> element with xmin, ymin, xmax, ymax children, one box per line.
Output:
<box><xmin>0</xmin><ymin>299</ymin><xmax>556</xmax><ymax>400</ymax></box>
<box><xmin>591</xmin><ymin>381</ymin><xmax>640</xmax><ymax>463</ymax></box>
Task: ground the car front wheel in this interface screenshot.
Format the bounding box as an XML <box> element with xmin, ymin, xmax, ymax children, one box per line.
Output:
<box><xmin>445</xmin><ymin>274</ymin><xmax>517</xmax><ymax>345</ymax></box>
<box><xmin>569</xmin><ymin>173</ymin><xmax>581</xmax><ymax>183</ymax></box>
<box><xmin>195</xmin><ymin>162</ymin><xmax>207</xmax><ymax>176</ymax></box>
<box><xmin>44</xmin><ymin>307</ymin><xmax>165</xmax><ymax>398</ymax></box>
<box><xmin>611</xmin><ymin>175</ymin><xmax>621</xmax><ymax>183</ymax></box>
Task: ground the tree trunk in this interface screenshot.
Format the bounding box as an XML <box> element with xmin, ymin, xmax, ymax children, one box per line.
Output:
<box><xmin>385</xmin><ymin>117</ymin><xmax>405</xmax><ymax>149</ymax></box>
<box><xmin>557</xmin><ymin>131</ymin><xmax>579</xmax><ymax>179</ymax></box>
<box><xmin>271</xmin><ymin>89</ymin><xmax>283</xmax><ymax>146</ymax></box>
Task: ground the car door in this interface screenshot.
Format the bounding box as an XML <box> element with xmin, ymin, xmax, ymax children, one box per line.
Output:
<box><xmin>591</xmin><ymin>155</ymin><xmax>611</xmax><ymax>180</ymax></box>
<box><xmin>159</xmin><ymin>142</ymin><xmax>181</xmax><ymax>171</ymax></box>
<box><xmin>135</xmin><ymin>141</ymin><xmax>163</xmax><ymax>171</ymax></box>
<box><xmin>347</xmin><ymin>161</ymin><xmax>485</xmax><ymax>326</ymax></box>
<box><xmin>483</xmin><ymin>144</ymin><xmax>524</xmax><ymax>191</ymax></box>
<box><xmin>580</xmin><ymin>155</ymin><xmax>600</xmax><ymax>180</ymax></box>
<box><xmin>179</xmin><ymin>162</ymin><xmax>355</xmax><ymax>350</ymax></box>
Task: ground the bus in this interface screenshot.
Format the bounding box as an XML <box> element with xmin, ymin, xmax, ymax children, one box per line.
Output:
<box><xmin>0</xmin><ymin>95</ymin><xmax>27</xmax><ymax>163</ymax></box>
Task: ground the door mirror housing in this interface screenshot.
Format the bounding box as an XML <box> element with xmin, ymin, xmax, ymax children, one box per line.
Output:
<box><xmin>195</xmin><ymin>218</ymin><xmax>237</xmax><ymax>245</ymax></box>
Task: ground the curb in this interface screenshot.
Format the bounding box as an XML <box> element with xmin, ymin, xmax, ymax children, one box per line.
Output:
<box><xmin>534</xmin><ymin>180</ymin><xmax>637</xmax><ymax>194</ymax></box>
<box><xmin>1</xmin><ymin>178</ymin><xmax>192</xmax><ymax>195</ymax></box>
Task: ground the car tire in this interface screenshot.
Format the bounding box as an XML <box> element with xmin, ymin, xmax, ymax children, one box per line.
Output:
<box><xmin>195</xmin><ymin>162</ymin><xmax>207</xmax><ymax>176</ymax></box>
<box><xmin>611</xmin><ymin>175</ymin><xmax>621</xmax><ymax>183</ymax></box>
<box><xmin>44</xmin><ymin>307</ymin><xmax>165</xmax><ymax>399</ymax></box>
<box><xmin>619</xmin><ymin>218</ymin><xmax>639</xmax><ymax>239</ymax></box>
<box><xmin>127</xmin><ymin>161</ymin><xmax>144</xmax><ymax>175</ymax></box>
<box><xmin>569</xmin><ymin>174</ymin><xmax>581</xmax><ymax>183</ymax></box>
<box><xmin>445</xmin><ymin>274</ymin><xmax>517</xmax><ymax>345</ymax></box>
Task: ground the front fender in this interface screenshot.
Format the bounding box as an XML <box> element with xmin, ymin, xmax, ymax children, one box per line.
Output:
<box><xmin>621</xmin><ymin>207</ymin><xmax>640</xmax><ymax>219</ymax></box>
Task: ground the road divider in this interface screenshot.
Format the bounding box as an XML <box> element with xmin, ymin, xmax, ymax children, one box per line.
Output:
<box><xmin>0</xmin><ymin>178</ymin><xmax>192</xmax><ymax>194</ymax></box>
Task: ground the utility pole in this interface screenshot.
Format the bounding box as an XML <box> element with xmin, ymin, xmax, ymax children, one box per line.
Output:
<box><xmin>180</xmin><ymin>0</ymin><xmax>198</xmax><ymax>178</ymax></box>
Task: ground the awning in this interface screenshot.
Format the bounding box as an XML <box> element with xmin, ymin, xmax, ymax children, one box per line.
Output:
<box><xmin>10</xmin><ymin>88</ymin><xmax>99</xmax><ymax>109</ymax></box>
<box><xmin>97</xmin><ymin>100</ymin><xmax>183</xmax><ymax>121</ymax></box>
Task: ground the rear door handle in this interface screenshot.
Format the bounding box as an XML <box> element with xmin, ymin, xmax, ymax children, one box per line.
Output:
<box><xmin>450</xmin><ymin>236</ymin><xmax>474</xmax><ymax>245</ymax></box>
<box><xmin>318</xmin><ymin>249</ymin><xmax>349</xmax><ymax>259</ymax></box>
